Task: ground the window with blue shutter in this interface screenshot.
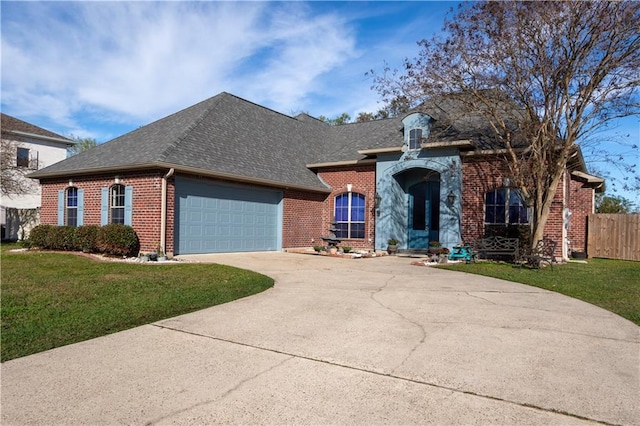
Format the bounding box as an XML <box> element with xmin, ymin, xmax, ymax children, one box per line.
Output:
<box><xmin>77</xmin><ymin>189</ymin><xmax>84</xmax><ymax>226</ymax></box>
<box><xmin>124</xmin><ymin>186</ymin><xmax>133</xmax><ymax>226</ymax></box>
<box><xmin>65</xmin><ymin>187</ymin><xmax>78</xmax><ymax>227</ymax></box>
<box><xmin>57</xmin><ymin>190</ymin><xmax>65</xmax><ymax>226</ymax></box>
<box><xmin>101</xmin><ymin>188</ymin><xmax>109</xmax><ymax>225</ymax></box>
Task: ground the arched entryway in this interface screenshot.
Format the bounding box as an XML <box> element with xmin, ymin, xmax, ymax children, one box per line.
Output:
<box><xmin>408</xmin><ymin>180</ymin><xmax>440</xmax><ymax>248</ymax></box>
<box><xmin>392</xmin><ymin>167</ymin><xmax>441</xmax><ymax>249</ymax></box>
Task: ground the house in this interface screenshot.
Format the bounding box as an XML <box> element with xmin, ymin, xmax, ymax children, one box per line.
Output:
<box><xmin>1</xmin><ymin>113</ymin><xmax>75</xmax><ymax>240</ymax></box>
<box><xmin>29</xmin><ymin>92</ymin><xmax>603</xmax><ymax>259</ymax></box>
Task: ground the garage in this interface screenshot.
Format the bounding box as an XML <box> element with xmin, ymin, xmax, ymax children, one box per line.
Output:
<box><xmin>175</xmin><ymin>177</ymin><xmax>282</xmax><ymax>254</ymax></box>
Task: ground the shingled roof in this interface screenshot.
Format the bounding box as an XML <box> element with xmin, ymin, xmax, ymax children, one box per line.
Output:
<box><xmin>28</xmin><ymin>91</ymin><xmax>513</xmax><ymax>190</ymax></box>
<box><xmin>1</xmin><ymin>113</ymin><xmax>73</xmax><ymax>143</ymax></box>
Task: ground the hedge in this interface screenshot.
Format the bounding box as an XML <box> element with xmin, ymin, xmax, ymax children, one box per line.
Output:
<box><xmin>28</xmin><ymin>224</ymin><xmax>140</xmax><ymax>257</ymax></box>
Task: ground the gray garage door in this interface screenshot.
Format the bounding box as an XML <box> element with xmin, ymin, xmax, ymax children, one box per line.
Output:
<box><xmin>175</xmin><ymin>178</ymin><xmax>282</xmax><ymax>254</ymax></box>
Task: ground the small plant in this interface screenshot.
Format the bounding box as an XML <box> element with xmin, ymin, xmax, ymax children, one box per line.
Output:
<box><xmin>429</xmin><ymin>240</ymin><xmax>441</xmax><ymax>248</ymax></box>
<box><xmin>342</xmin><ymin>246</ymin><xmax>352</xmax><ymax>253</ymax></box>
<box><xmin>313</xmin><ymin>245</ymin><xmax>324</xmax><ymax>252</ymax></box>
<box><xmin>388</xmin><ymin>238</ymin><xmax>399</xmax><ymax>245</ymax></box>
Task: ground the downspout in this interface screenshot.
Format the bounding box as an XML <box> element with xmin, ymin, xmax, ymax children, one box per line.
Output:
<box><xmin>161</xmin><ymin>168</ymin><xmax>175</xmax><ymax>256</ymax></box>
<box><xmin>562</xmin><ymin>170</ymin><xmax>568</xmax><ymax>261</ymax></box>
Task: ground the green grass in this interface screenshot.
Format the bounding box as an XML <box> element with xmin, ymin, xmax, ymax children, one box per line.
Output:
<box><xmin>439</xmin><ymin>258</ymin><xmax>640</xmax><ymax>325</ymax></box>
<box><xmin>0</xmin><ymin>244</ymin><xmax>274</xmax><ymax>361</ymax></box>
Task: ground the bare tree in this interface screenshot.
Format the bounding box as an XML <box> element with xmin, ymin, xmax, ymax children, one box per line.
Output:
<box><xmin>1</xmin><ymin>138</ymin><xmax>33</xmax><ymax>197</ymax></box>
<box><xmin>372</xmin><ymin>1</ymin><xmax>639</xmax><ymax>248</ymax></box>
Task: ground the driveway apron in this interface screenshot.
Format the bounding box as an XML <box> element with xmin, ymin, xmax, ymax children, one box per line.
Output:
<box><xmin>2</xmin><ymin>252</ymin><xmax>638</xmax><ymax>425</ymax></box>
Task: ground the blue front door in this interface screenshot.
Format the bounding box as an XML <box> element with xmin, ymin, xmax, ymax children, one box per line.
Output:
<box><xmin>408</xmin><ymin>181</ymin><xmax>440</xmax><ymax>249</ymax></box>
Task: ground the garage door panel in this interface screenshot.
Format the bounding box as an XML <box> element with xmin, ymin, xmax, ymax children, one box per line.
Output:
<box><xmin>175</xmin><ymin>178</ymin><xmax>281</xmax><ymax>254</ymax></box>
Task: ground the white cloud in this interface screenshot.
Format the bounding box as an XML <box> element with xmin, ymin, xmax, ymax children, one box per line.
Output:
<box><xmin>1</xmin><ymin>1</ymin><xmax>358</xmax><ymax>135</ymax></box>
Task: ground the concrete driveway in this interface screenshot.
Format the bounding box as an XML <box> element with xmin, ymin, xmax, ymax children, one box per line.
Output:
<box><xmin>2</xmin><ymin>252</ymin><xmax>638</xmax><ymax>425</ymax></box>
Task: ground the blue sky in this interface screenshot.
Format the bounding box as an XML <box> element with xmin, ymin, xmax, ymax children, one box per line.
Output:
<box><xmin>1</xmin><ymin>1</ymin><xmax>638</xmax><ymax>205</ymax></box>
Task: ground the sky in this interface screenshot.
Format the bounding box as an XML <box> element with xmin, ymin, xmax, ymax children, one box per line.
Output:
<box><xmin>1</xmin><ymin>1</ymin><xmax>638</xmax><ymax>206</ymax></box>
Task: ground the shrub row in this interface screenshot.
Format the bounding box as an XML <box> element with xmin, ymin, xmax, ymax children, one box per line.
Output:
<box><xmin>29</xmin><ymin>224</ymin><xmax>140</xmax><ymax>257</ymax></box>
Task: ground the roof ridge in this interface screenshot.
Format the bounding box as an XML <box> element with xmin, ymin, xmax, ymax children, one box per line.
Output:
<box><xmin>158</xmin><ymin>94</ymin><xmax>226</xmax><ymax>162</ymax></box>
<box><xmin>221</xmin><ymin>92</ymin><xmax>302</xmax><ymax>122</ymax></box>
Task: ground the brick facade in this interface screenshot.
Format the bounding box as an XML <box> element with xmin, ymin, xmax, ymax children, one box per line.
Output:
<box><xmin>461</xmin><ymin>156</ymin><xmax>594</xmax><ymax>259</ymax></box>
<box><xmin>317</xmin><ymin>164</ymin><xmax>377</xmax><ymax>250</ymax></box>
<box><xmin>38</xmin><ymin>157</ymin><xmax>593</xmax><ymax>259</ymax></box>
<box><xmin>566</xmin><ymin>172</ymin><xmax>594</xmax><ymax>253</ymax></box>
<box><xmin>40</xmin><ymin>171</ymin><xmax>173</xmax><ymax>254</ymax></box>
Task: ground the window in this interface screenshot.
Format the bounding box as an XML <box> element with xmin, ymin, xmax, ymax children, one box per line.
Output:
<box><xmin>409</xmin><ymin>129</ymin><xmax>422</xmax><ymax>150</ymax></box>
<box><xmin>485</xmin><ymin>188</ymin><xmax>528</xmax><ymax>224</ymax></box>
<box><xmin>110</xmin><ymin>184</ymin><xmax>125</xmax><ymax>224</ymax></box>
<box><xmin>66</xmin><ymin>187</ymin><xmax>78</xmax><ymax>227</ymax></box>
<box><xmin>16</xmin><ymin>147</ymin><xmax>29</xmax><ymax>168</ymax></box>
<box><xmin>334</xmin><ymin>192</ymin><xmax>365</xmax><ymax>239</ymax></box>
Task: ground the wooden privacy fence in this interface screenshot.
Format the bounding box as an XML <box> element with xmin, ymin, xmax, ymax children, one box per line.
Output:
<box><xmin>587</xmin><ymin>214</ymin><xmax>640</xmax><ymax>261</ymax></box>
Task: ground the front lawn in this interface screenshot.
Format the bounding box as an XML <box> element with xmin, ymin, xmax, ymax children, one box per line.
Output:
<box><xmin>439</xmin><ymin>258</ymin><xmax>640</xmax><ymax>325</ymax></box>
<box><xmin>1</xmin><ymin>246</ymin><xmax>274</xmax><ymax>361</ymax></box>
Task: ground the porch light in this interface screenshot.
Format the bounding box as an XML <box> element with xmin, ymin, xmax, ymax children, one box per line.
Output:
<box><xmin>447</xmin><ymin>191</ymin><xmax>456</xmax><ymax>206</ymax></box>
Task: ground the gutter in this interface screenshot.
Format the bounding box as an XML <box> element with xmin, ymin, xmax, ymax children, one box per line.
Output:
<box><xmin>161</xmin><ymin>168</ymin><xmax>175</xmax><ymax>256</ymax></box>
<box><xmin>5</xmin><ymin>130</ymin><xmax>75</xmax><ymax>145</ymax></box>
<box><xmin>29</xmin><ymin>161</ymin><xmax>332</xmax><ymax>194</ymax></box>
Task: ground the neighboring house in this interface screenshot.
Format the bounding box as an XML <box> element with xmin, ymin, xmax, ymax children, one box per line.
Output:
<box><xmin>29</xmin><ymin>92</ymin><xmax>603</xmax><ymax>259</ymax></box>
<box><xmin>1</xmin><ymin>113</ymin><xmax>75</xmax><ymax>240</ymax></box>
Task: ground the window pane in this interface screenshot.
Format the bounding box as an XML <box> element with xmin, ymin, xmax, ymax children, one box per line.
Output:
<box><xmin>16</xmin><ymin>148</ymin><xmax>29</xmax><ymax>167</ymax></box>
<box><xmin>334</xmin><ymin>223</ymin><xmax>349</xmax><ymax>239</ymax></box>
<box><xmin>334</xmin><ymin>194</ymin><xmax>348</xmax><ymax>221</ymax></box>
<box><xmin>496</xmin><ymin>188</ymin><xmax>506</xmax><ymax>205</ymax></box>
<box><xmin>66</xmin><ymin>209</ymin><xmax>77</xmax><ymax>227</ymax></box>
<box><xmin>409</xmin><ymin>129</ymin><xmax>422</xmax><ymax>150</ymax></box>
<box><xmin>495</xmin><ymin>205</ymin><xmax>506</xmax><ymax>223</ymax></box>
<box><xmin>111</xmin><ymin>208</ymin><xmax>125</xmax><ymax>224</ymax></box>
<box><xmin>351</xmin><ymin>194</ymin><xmax>365</xmax><ymax>221</ymax></box>
<box><xmin>485</xmin><ymin>191</ymin><xmax>495</xmax><ymax>205</ymax></box>
<box><xmin>111</xmin><ymin>185</ymin><xmax>125</xmax><ymax>207</ymax></box>
<box><xmin>67</xmin><ymin>188</ymin><xmax>78</xmax><ymax>207</ymax></box>
<box><xmin>350</xmin><ymin>223</ymin><xmax>365</xmax><ymax>239</ymax></box>
<box><xmin>509</xmin><ymin>205</ymin><xmax>520</xmax><ymax>224</ymax></box>
<box><xmin>485</xmin><ymin>206</ymin><xmax>496</xmax><ymax>224</ymax></box>
<box><xmin>519</xmin><ymin>206</ymin><xmax>529</xmax><ymax>223</ymax></box>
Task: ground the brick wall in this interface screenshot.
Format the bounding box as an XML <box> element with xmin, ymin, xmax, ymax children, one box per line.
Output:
<box><xmin>282</xmin><ymin>165</ymin><xmax>377</xmax><ymax>250</ymax></box>
<box><xmin>461</xmin><ymin>156</ymin><xmax>508</xmax><ymax>243</ymax></box>
<box><xmin>282</xmin><ymin>189</ymin><xmax>326</xmax><ymax>248</ymax></box>
<box><xmin>317</xmin><ymin>164</ymin><xmax>377</xmax><ymax>250</ymax></box>
<box><xmin>40</xmin><ymin>171</ymin><xmax>173</xmax><ymax>254</ymax></box>
<box><xmin>567</xmin><ymin>173</ymin><xmax>594</xmax><ymax>252</ymax></box>
<box><xmin>461</xmin><ymin>156</ymin><xmax>568</xmax><ymax>258</ymax></box>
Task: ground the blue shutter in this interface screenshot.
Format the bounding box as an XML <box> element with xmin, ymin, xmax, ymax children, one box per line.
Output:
<box><xmin>124</xmin><ymin>186</ymin><xmax>133</xmax><ymax>226</ymax></box>
<box><xmin>57</xmin><ymin>190</ymin><xmax>65</xmax><ymax>226</ymax></box>
<box><xmin>77</xmin><ymin>189</ymin><xmax>84</xmax><ymax>226</ymax></box>
<box><xmin>101</xmin><ymin>188</ymin><xmax>109</xmax><ymax>225</ymax></box>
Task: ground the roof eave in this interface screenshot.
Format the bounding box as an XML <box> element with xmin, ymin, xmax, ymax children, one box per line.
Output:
<box><xmin>571</xmin><ymin>170</ymin><xmax>605</xmax><ymax>188</ymax></box>
<box><xmin>5</xmin><ymin>130</ymin><xmax>75</xmax><ymax>145</ymax></box>
<box><xmin>30</xmin><ymin>162</ymin><xmax>332</xmax><ymax>194</ymax></box>
<box><xmin>154</xmin><ymin>162</ymin><xmax>331</xmax><ymax>193</ymax></box>
<box><xmin>306</xmin><ymin>158</ymin><xmax>377</xmax><ymax>169</ymax></box>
